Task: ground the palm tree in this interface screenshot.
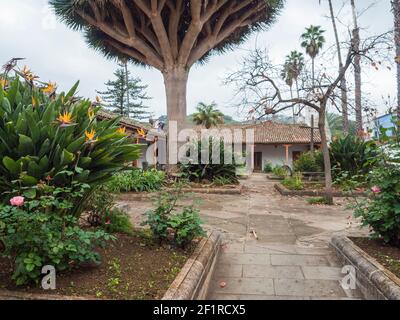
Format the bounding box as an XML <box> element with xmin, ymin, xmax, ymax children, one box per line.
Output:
<box><xmin>392</xmin><ymin>0</ymin><xmax>400</xmax><ymax>128</ymax></box>
<box><xmin>301</xmin><ymin>25</ymin><xmax>326</xmax><ymax>88</ymax></box>
<box><xmin>351</xmin><ymin>0</ymin><xmax>363</xmax><ymax>134</ymax></box>
<box><xmin>283</xmin><ymin>51</ymin><xmax>305</xmax><ymax>97</ymax></box>
<box><xmin>281</xmin><ymin>51</ymin><xmax>305</xmax><ymax>120</ymax></box>
<box><xmin>192</xmin><ymin>102</ymin><xmax>224</xmax><ymax>129</ymax></box>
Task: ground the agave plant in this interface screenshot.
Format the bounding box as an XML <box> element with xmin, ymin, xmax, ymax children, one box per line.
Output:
<box><xmin>330</xmin><ymin>135</ymin><xmax>378</xmax><ymax>176</ymax></box>
<box><xmin>0</xmin><ymin>77</ymin><xmax>141</xmax><ymax>214</ymax></box>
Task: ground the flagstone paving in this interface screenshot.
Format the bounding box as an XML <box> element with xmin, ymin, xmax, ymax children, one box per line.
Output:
<box><xmin>117</xmin><ymin>173</ymin><xmax>367</xmax><ymax>300</ymax></box>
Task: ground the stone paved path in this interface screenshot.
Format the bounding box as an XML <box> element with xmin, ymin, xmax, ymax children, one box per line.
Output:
<box><xmin>117</xmin><ymin>173</ymin><xmax>367</xmax><ymax>300</ymax></box>
<box><xmin>206</xmin><ymin>174</ymin><xmax>364</xmax><ymax>300</ymax></box>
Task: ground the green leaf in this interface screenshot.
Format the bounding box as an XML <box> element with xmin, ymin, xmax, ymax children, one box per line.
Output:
<box><xmin>18</xmin><ymin>134</ymin><xmax>34</xmax><ymax>156</ymax></box>
<box><xmin>2</xmin><ymin>156</ymin><xmax>19</xmax><ymax>175</ymax></box>
<box><xmin>60</xmin><ymin>149</ymin><xmax>75</xmax><ymax>166</ymax></box>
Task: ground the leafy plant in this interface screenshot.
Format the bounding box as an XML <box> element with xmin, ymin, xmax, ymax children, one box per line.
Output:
<box><xmin>330</xmin><ymin>135</ymin><xmax>377</xmax><ymax>177</ymax></box>
<box><xmin>142</xmin><ymin>185</ymin><xmax>205</xmax><ymax>248</ymax></box>
<box><xmin>0</xmin><ymin>186</ymin><xmax>113</xmax><ymax>285</ymax></box>
<box><xmin>102</xmin><ymin>209</ymin><xmax>133</xmax><ymax>235</ymax></box>
<box><xmin>179</xmin><ymin>138</ymin><xmax>239</xmax><ymax>184</ymax></box>
<box><xmin>0</xmin><ymin>76</ymin><xmax>141</xmax><ymax>216</ymax></box>
<box><xmin>282</xmin><ymin>173</ymin><xmax>304</xmax><ymax>190</ymax></box>
<box><xmin>294</xmin><ymin>151</ymin><xmax>324</xmax><ymax>173</ymax></box>
<box><xmin>263</xmin><ymin>161</ymin><xmax>273</xmax><ymax>173</ymax></box>
<box><xmin>354</xmin><ymin>164</ymin><xmax>400</xmax><ymax>246</ymax></box>
<box><xmin>168</xmin><ymin>206</ymin><xmax>206</xmax><ymax>247</ymax></box>
<box><xmin>107</xmin><ymin>169</ymin><xmax>166</xmax><ymax>193</ymax></box>
<box><xmin>272</xmin><ymin>165</ymin><xmax>288</xmax><ymax>178</ymax></box>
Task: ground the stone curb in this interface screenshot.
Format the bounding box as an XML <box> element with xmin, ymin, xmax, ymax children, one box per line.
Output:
<box><xmin>330</xmin><ymin>236</ymin><xmax>400</xmax><ymax>300</ymax></box>
<box><xmin>275</xmin><ymin>183</ymin><xmax>367</xmax><ymax>198</ymax></box>
<box><xmin>117</xmin><ymin>186</ymin><xmax>242</xmax><ymax>200</ymax></box>
<box><xmin>162</xmin><ymin>231</ymin><xmax>222</xmax><ymax>300</ymax></box>
<box><xmin>266</xmin><ymin>174</ymin><xmax>284</xmax><ymax>181</ymax></box>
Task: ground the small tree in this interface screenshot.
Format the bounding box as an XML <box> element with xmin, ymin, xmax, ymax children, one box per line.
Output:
<box><xmin>97</xmin><ymin>62</ymin><xmax>152</xmax><ymax>120</ymax></box>
<box><xmin>226</xmin><ymin>32</ymin><xmax>391</xmax><ymax>204</ymax></box>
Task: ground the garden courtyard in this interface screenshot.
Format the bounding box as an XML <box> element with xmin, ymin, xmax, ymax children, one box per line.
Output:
<box><xmin>117</xmin><ymin>174</ymin><xmax>366</xmax><ymax>300</ymax></box>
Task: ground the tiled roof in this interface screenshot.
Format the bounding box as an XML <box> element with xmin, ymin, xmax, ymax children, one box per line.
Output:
<box><xmin>192</xmin><ymin>121</ymin><xmax>321</xmax><ymax>145</ymax></box>
<box><xmin>96</xmin><ymin>109</ymin><xmax>152</xmax><ymax>131</ymax></box>
<box><xmin>245</xmin><ymin>121</ymin><xmax>321</xmax><ymax>144</ymax></box>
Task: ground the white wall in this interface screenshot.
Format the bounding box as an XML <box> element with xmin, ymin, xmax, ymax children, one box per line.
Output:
<box><xmin>254</xmin><ymin>144</ymin><xmax>310</xmax><ymax>169</ymax></box>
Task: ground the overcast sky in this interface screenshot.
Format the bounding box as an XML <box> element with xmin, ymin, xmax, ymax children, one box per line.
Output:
<box><xmin>0</xmin><ymin>0</ymin><xmax>395</xmax><ymax>120</ymax></box>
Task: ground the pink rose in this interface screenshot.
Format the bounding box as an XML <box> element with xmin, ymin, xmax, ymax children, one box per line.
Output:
<box><xmin>10</xmin><ymin>196</ymin><xmax>25</xmax><ymax>207</ymax></box>
<box><xmin>371</xmin><ymin>186</ymin><xmax>381</xmax><ymax>194</ymax></box>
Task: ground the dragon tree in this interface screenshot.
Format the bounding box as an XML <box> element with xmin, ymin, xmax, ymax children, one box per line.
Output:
<box><xmin>50</xmin><ymin>0</ymin><xmax>283</xmax><ymax>125</ymax></box>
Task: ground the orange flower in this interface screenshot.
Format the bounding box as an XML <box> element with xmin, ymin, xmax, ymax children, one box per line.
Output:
<box><xmin>117</xmin><ymin>127</ymin><xmax>127</xmax><ymax>134</ymax></box>
<box><xmin>42</xmin><ymin>82</ymin><xmax>57</xmax><ymax>94</ymax></box>
<box><xmin>57</xmin><ymin>111</ymin><xmax>73</xmax><ymax>125</ymax></box>
<box><xmin>137</xmin><ymin>128</ymin><xmax>146</xmax><ymax>138</ymax></box>
<box><xmin>85</xmin><ymin>128</ymin><xmax>97</xmax><ymax>142</ymax></box>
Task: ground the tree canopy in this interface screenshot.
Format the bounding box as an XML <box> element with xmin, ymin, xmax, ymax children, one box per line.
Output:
<box><xmin>50</xmin><ymin>0</ymin><xmax>284</xmax><ymax>70</ymax></box>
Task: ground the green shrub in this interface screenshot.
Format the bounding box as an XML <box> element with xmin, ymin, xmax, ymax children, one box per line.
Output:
<box><xmin>142</xmin><ymin>186</ymin><xmax>205</xmax><ymax>248</ymax></box>
<box><xmin>0</xmin><ymin>77</ymin><xmax>141</xmax><ymax>216</ymax></box>
<box><xmin>168</xmin><ymin>206</ymin><xmax>206</xmax><ymax>247</ymax></box>
<box><xmin>330</xmin><ymin>135</ymin><xmax>378</xmax><ymax>177</ymax></box>
<box><xmin>179</xmin><ymin>138</ymin><xmax>239</xmax><ymax>184</ymax></box>
<box><xmin>263</xmin><ymin>161</ymin><xmax>273</xmax><ymax>173</ymax></box>
<box><xmin>294</xmin><ymin>151</ymin><xmax>323</xmax><ymax>173</ymax></box>
<box><xmin>101</xmin><ymin>209</ymin><xmax>133</xmax><ymax>235</ymax></box>
<box><xmin>355</xmin><ymin>142</ymin><xmax>400</xmax><ymax>247</ymax></box>
<box><xmin>108</xmin><ymin>169</ymin><xmax>166</xmax><ymax>193</ymax></box>
<box><xmin>272</xmin><ymin>165</ymin><xmax>288</xmax><ymax>178</ymax></box>
<box><xmin>0</xmin><ymin>185</ymin><xmax>113</xmax><ymax>285</ymax></box>
<box><xmin>282</xmin><ymin>173</ymin><xmax>304</xmax><ymax>190</ymax></box>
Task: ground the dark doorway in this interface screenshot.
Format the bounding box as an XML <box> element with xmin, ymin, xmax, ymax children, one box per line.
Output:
<box><xmin>254</xmin><ymin>152</ymin><xmax>262</xmax><ymax>171</ymax></box>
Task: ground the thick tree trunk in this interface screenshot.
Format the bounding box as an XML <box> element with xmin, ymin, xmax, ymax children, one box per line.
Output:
<box><xmin>319</xmin><ymin>106</ymin><xmax>333</xmax><ymax>205</ymax></box>
<box><xmin>351</xmin><ymin>0</ymin><xmax>363</xmax><ymax>134</ymax></box>
<box><xmin>393</xmin><ymin>0</ymin><xmax>400</xmax><ymax>127</ymax></box>
<box><xmin>328</xmin><ymin>0</ymin><xmax>349</xmax><ymax>134</ymax></box>
<box><xmin>163</xmin><ymin>67</ymin><xmax>189</xmax><ymax>127</ymax></box>
<box><xmin>163</xmin><ymin>66</ymin><xmax>189</xmax><ymax>171</ymax></box>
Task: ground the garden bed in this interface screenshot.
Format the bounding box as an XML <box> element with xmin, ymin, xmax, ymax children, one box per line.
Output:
<box><xmin>331</xmin><ymin>236</ymin><xmax>400</xmax><ymax>300</ymax></box>
<box><xmin>274</xmin><ymin>183</ymin><xmax>368</xmax><ymax>198</ymax></box>
<box><xmin>0</xmin><ymin>233</ymin><xmax>193</xmax><ymax>300</ymax></box>
<box><xmin>176</xmin><ymin>183</ymin><xmax>243</xmax><ymax>195</ymax></box>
